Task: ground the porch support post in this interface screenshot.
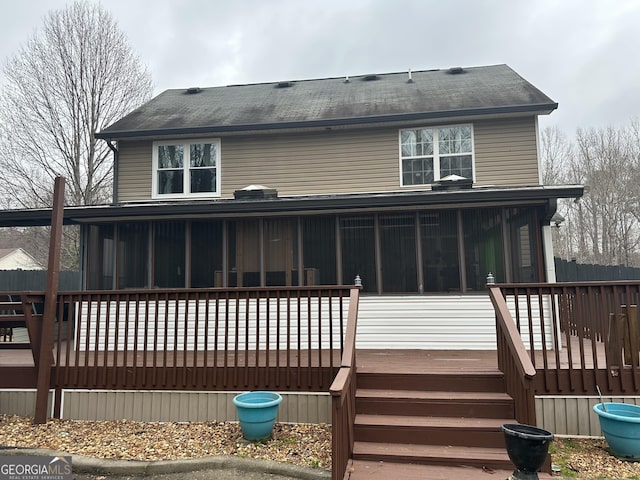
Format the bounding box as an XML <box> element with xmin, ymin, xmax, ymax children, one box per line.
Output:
<box><xmin>34</xmin><ymin>176</ymin><xmax>65</xmax><ymax>424</ymax></box>
<box><xmin>542</xmin><ymin>224</ymin><xmax>556</xmax><ymax>282</ymax></box>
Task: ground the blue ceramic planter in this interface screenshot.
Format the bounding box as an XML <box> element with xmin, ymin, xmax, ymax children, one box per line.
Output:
<box><xmin>233</xmin><ymin>391</ymin><xmax>282</xmax><ymax>441</ymax></box>
<box><xmin>594</xmin><ymin>403</ymin><xmax>640</xmax><ymax>459</ymax></box>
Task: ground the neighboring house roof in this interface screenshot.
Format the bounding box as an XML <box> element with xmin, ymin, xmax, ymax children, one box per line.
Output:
<box><xmin>0</xmin><ymin>248</ymin><xmax>44</xmax><ymax>270</ymax></box>
<box><xmin>0</xmin><ymin>185</ymin><xmax>583</xmax><ymax>227</ymax></box>
<box><xmin>96</xmin><ymin>64</ymin><xmax>557</xmax><ymax>140</ymax></box>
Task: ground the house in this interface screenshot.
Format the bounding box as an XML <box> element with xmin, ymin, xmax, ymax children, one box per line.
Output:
<box><xmin>0</xmin><ymin>248</ymin><xmax>44</xmax><ymax>270</ymax></box>
<box><xmin>0</xmin><ymin>65</ymin><xmax>597</xmax><ymax>478</ymax></box>
<box><xmin>0</xmin><ymin>64</ymin><xmax>582</xmax><ymax>350</ymax></box>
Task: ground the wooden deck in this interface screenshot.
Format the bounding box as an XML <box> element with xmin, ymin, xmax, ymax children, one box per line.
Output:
<box><xmin>1</xmin><ymin>330</ymin><xmax>635</xmax><ymax>400</ymax></box>
<box><xmin>532</xmin><ymin>334</ymin><xmax>607</xmax><ymax>369</ymax></box>
<box><xmin>346</xmin><ymin>460</ymin><xmax>552</xmax><ymax>480</ymax></box>
<box><xmin>358</xmin><ymin>349</ymin><xmax>498</xmax><ymax>373</ymax></box>
<box><xmin>0</xmin><ymin>338</ymin><xmax>604</xmax><ymax>368</ymax></box>
<box><xmin>2</xmin><ymin>340</ymin><xmax>605</xmax><ymax>370</ymax></box>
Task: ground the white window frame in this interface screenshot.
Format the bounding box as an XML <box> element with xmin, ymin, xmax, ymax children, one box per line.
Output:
<box><xmin>152</xmin><ymin>138</ymin><xmax>222</xmax><ymax>199</ymax></box>
<box><xmin>398</xmin><ymin>124</ymin><xmax>475</xmax><ymax>187</ymax></box>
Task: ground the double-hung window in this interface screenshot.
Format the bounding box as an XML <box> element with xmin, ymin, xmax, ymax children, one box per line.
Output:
<box><xmin>152</xmin><ymin>139</ymin><xmax>221</xmax><ymax>198</ymax></box>
<box><xmin>400</xmin><ymin>125</ymin><xmax>473</xmax><ymax>186</ymax></box>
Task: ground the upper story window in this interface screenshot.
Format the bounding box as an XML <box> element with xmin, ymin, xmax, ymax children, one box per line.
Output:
<box><xmin>152</xmin><ymin>139</ymin><xmax>221</xmax><ymax>198</ymax></box>
<box><xmin>400</xmin><ymin>125</ymin><xmax>474</xmax><ymax>186</ymax></box>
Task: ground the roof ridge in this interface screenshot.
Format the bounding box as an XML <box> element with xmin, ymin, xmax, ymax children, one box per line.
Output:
<box><xmin>162</xmin><ymin>64</ymin><xmax>512</xmax><ymax>92</ymax></box>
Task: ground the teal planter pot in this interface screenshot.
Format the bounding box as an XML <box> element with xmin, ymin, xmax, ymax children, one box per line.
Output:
<box><xmin>594</xmin><ymin>403</ymin><xmax>640</xmax><ymax>459</ymax></box>
<box><xmin>233</xmin><ymin>391</ymin><xmax>283</xmax><ymax>441</ymax></box>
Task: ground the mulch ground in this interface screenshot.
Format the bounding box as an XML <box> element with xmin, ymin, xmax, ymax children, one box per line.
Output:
<box><xmin>552</xmin><ymin>437</ymin><xmax>640</xmax><ymax>478</ymax></box>
<box><xmin>0</xmin><ymin>415</ymin><xmax>331</xmax><ymax>470</ymax></box>
<box><xmin>2</xmin><ymin>415</ymin><xmax>639</xmax><ymax>478</ymax></box>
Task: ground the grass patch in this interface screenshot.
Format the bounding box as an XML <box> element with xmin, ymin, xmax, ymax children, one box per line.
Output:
<box><xmin>550</xmin><ymin>438</ymin><xmax>583</xmax><ymax>477</ymax></box>
<box><xmin>550</xmin><ymin>437</ymin><xmax>640</xmax><ymax>479</ymax></box>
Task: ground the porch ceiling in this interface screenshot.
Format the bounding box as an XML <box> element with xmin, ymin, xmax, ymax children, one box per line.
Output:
<box><xmin>0</xmin><ymin>184</ymin><xmax>583</xmax><ymax>227</ymax></box>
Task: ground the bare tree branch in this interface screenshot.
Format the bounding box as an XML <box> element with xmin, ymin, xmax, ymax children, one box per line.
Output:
<box><xmin>0</xmin><ymin>1</ymin><xmax>153</xmax><ymax>208</ymax></box>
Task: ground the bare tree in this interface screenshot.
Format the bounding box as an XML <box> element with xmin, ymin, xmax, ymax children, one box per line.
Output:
<box><xmin>542</xmin><ymin>120</ymin><xmax>640</xmax><ymax>267</ymax></box>
<box><xmin>0</xmin><ymin>1</ymin><xmax>153</xmax><ymax>208</ymax></box>
<box><xmin>540</xmin><ymin>126</ymin><xmax>572</xmax><ymax>185</ymax></box>
<box><xmin>539</xmin><ymin>126</ymin><xmax>577</xmax><ymax>261</ymax></box>
<box><xmin>565</xmin><ymin>124</ymin><xmax>640</xmax><ymax>266</ymax></box>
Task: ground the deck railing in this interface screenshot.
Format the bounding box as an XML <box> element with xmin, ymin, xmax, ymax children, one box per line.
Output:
<box><xmin>493</xmin><ymin>282</ymin><xmax>640</xmax><ymax>395</ymax></box>
<box><xmin>0</xmin><ymin>286</ymin><xmax>358</xmax><ymax>397</ymax></box>
<box><xmin>329</xmin><ymin>287</ymin><xmax>360</xmax><ymax>480</ymax></box>
<box><xmin>488</xmin><ymin>285</ymin><xmax>536</xmax><ymax>424</ymax></box>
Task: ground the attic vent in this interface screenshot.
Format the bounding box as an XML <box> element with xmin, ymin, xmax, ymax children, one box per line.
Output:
<box><xmin>362</xmin><ymin>74</ymin><xmax>380</xmax><ymax>81</ymax></box>
<box><xmin>186</xmin><ymin>87</ymin><xmax>202</xmax><ymax>94</ymax></box>
<box><xmin>233</xmin><ymin>185</ymin><xmax>278</xmax><ymax>200</ymax></box>
<box><xmin>431</xmin><ymin>174</ymin><xmax>473</xmax><ymax>191</ymax></box>
<box><xmin>276</xmin><ymin>81</ymin><xmax>293</xmax><ymax>88</ymax></box>
<box><xmin>447</xmin><ymin>67</ymin><xmax>465</xmax><ymax>74</ymax></box>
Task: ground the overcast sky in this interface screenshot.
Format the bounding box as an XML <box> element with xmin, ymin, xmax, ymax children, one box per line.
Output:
<box><xmin>1</xmin><ymin>0</ymin><xmax>639</xmax><ymax>135</ymax></box>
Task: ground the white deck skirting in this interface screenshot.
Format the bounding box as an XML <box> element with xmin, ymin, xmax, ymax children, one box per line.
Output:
<box><xmin>356</xmin><ymin>295</ymin><xmax>554</xmax><ymax>350</ymax></box>
<box><xmin>72</xmin><ymin>294</ymin><xmax>555</xmax><ymax>352</ymax></box>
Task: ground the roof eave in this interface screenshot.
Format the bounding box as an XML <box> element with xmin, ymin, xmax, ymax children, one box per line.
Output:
<box><xmin>0</xmin><ymin>185</ymin><xmax>582</xmax><ymax>227</ymax></box>
<box><xmin>96</xmin><ymin>103</ymin><xmax>558</xmax><ymax>140</ymax></box>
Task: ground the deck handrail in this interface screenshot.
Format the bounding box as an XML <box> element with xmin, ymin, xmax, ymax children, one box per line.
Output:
<box><xmin>495</xmin><ymin>281</ymin><xmax>640</xmax><ymax>395</ymax></box>
<box><xmin>329</xmin><ymin>286</ymin><xmax>360</xmax><ymax>480</ymax></box>
<box><xmin>488</xmin><ymin>285</ymin><xmax>536</xmax><ymax>424</ymax></box>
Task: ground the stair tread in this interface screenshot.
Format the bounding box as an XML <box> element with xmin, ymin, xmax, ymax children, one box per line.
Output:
<box><xmin>356</xmin><ymin>413</ymin><xmax>515</xmax><ymax>428</ymax></box>
<box><xmin>357</xmin><ymin>388</ymin><xmax>512</xmax><ymax>401</ymax></box>
<box><xmin>354</xmin><ymin>441</ymin><xmax>509</xmax><ymax>460</ymax></box>
<box><xmin>357</xmin><ymin>368</ymin><xmax>502</xmax><ymax>375</ymax></box>
<box><xmin>346</xmin><ymin>460</ymin><xmax>548</xmax><ymax>480</ymax></box>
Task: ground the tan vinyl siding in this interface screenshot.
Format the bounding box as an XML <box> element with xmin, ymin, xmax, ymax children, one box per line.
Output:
<box><xmin>117</xmin><ymin>140</ymin><xmax>152</xmax><ymax>202</ymax></box>
<box><xmin>536</xmin><ymin>396</ymin><xmax>640</xmax><ymax>437</ymax></box>
<box><xmin>0</xmin><ymin>389</ymin><xmax>53</xmax><ymax>416</ymax></box>
<box><xmin>221</xmin><ymin>129</ymin><xmax>399</xmax><ymax>197</ymax></box>
<box><xmin>59</xmin><ymin>390</ymin><xmax>330</xmax><ymax>423</ymax></box>
<box><xmin>116</xmin><ymin>117</ymin><xmax>541</xmax><ymax>202</ymax></box>
<box><xmin>474</xmin><ymin>117</ymin><xmax>540</xmax><ymax>185</ymax></box>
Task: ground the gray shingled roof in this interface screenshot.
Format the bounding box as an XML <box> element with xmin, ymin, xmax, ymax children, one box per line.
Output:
<box><xmin>97</xmin><ymin>64</ymin><xmax>556</xmax><ymax>139</ymax></box>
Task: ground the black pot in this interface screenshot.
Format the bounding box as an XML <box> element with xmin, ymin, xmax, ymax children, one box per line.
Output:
<box><xmin>502</xmin><ymin>424</ymin><xmax>554</xmax><ymax>479</ymax></box>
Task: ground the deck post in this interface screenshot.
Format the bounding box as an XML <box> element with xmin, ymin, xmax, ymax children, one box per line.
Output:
<box><xmin>34</xmin><ymin>176</ymin><xmax>65</xmax><ymax>424</ymax></box>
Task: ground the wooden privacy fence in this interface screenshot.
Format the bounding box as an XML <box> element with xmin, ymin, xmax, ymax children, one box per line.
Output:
<box><xmin>492</xmin><ymin>281</ymin><xmax>640</xmax><ymax>395</ymax></box>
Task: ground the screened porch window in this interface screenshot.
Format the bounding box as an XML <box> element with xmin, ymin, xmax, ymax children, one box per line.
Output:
<box><xmin>191</xmin><ymin>221</ymin><xmax>223</xmax><ymax>287</ymax></box>
<box><xmin>380</xmin><ymin>214</ymin><xmax>417</xmax><ymax>293</ymax></box>
<box><xmin>507</xmin><ymin>208</ymin><xmax>541</xmax><ymax>283</ymax></box>
<box><xmin>340</xmin><ymin>216</ymin><xmax>377</xmax><ymax>293</ymax></box>
<box><xmin>264</xmin><ymin>218</ymin><xmax>299</xmax><ymax>286</ymax></box>
<box><xmin>302</xmin><ymin>216</ymin><xmax>337</xmax><ymax>285</ymax></box>
<box><xmin>84</xmin><ymin>206</ymin><xmax>544</xmax><ymax>294</ymax></box>
<box><xmin>153</xmin><ymin>222</ymin><xmax>185</xmax><ymax>288</ymax></box>
<box><xmin>463</xmin><ymin>208</ymin><xmax>505</xmax><ymax>291</ymax></box>
<box><xmin>153</xmin><ymin>139</ymin><xmax>220</xmax><ymax>198</ymax></box>
<box><xmin>117</xmin><ymin>223</ymin><xmax>149</xmax><ymax>289</ymax></box>
<box><xmin>421</xmin><ymin>211</ymin><xmax>460</xmax><ymax>292</ymax></box>
<box><xmin>86</xmin><ymin>224</ymin><xmax>114</xmax><ymax>289</ymax></box>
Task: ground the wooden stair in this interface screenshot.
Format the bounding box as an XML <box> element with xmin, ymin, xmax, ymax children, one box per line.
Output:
<box><xmin>346</xmin><ymin>363</ymin><xmax>551</xmax><ymax>480</ymax></box>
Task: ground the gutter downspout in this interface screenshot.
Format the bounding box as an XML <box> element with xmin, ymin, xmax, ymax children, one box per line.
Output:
<box><xmin>105</xmin><ymin>140</ymin><xmax>119</xmax><ymax>204</ymax></box>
